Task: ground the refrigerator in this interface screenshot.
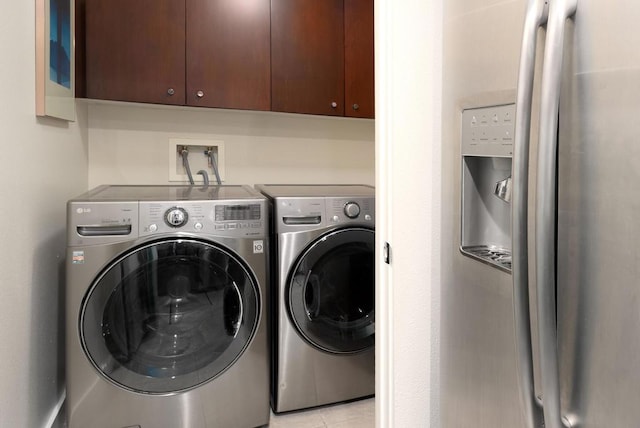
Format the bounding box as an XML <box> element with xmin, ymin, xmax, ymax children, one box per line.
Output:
<box><xmin>441</xmin><ymin>0</ymin><xmax>640</xmax><ymax>427</ymax></box>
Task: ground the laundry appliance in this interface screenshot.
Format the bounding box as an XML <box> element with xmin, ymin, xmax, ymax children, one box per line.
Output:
<box><xmin>66</xmin><ymin>185</ymin><xmax>269</xmax><ymax>428</ymax></box>
<box><xmin>256</xmin><ymin>184</ymin><xmax>375</xmax><ymax>413</ymax></box>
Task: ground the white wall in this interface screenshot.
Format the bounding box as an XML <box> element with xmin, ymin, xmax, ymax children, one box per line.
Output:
<box><xmin>86</xmin><ymin>102</ymin><xmax>375</xmax><ymax>187</ymax></box>
<box><xmin>375</xmin><ymin>0</ymin><xmax>442</xmax><ymax>426</ymax></box>
<box><xmin>0</xmin><ymin>3</ymin><xmax>88</xmax><ymax>428</ymax></box>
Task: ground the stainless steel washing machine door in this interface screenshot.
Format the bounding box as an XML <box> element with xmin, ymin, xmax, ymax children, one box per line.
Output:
<box><xmin>80</xmin><ymin>238</ymin><xmax>260</xmax><ymax>394</ymax></box>
<box><xmin>288</xmin><ymin>227</ymin><xmax>375</xmax><ymax>354</ymax></box>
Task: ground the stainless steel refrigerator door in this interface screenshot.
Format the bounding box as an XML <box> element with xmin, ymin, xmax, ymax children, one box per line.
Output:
<box><xmin>441</xmin><ymin>1</ymin><xmax>540</xmax><ymax>426</ymax></box>
<box><xmin>557</xmin><ymin>1</ymin><xmax>640</xmax><ymax>426</ymax></box>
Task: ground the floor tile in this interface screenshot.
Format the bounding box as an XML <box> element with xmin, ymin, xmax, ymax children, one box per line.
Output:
<box><xmin>269</xmin><ymin>408</ymin><xmax>326</xmax><ymax>428</ymax></box>
<box><xmin>267</xmin><ymin>398</ymin><xmax>374</xmax><ymax>428</ymax></box>
<box><xmin>320</xmin><ymin>398</ymin><xmax>375</xmax><ymax>426</ymax></box>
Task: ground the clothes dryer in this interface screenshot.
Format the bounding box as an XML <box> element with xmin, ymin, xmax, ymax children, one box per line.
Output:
<box><xmin>66</xmin><ymin>185</ymin><xmax>269</xmax><ymax>428</ymax></box>
<box><xmin>255</xmin><ymin>184</ymin><xmax>375</xmax><ymax>413</ymax></box>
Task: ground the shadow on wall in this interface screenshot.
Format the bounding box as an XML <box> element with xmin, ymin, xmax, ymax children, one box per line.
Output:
<box><xmin>28</xmin><ymin>229</ymin><xmax>66</xmax><ymax>428</ymax></box>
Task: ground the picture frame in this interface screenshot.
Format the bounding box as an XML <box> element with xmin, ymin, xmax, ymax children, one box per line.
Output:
<box><xmin>36</xmin><ymin>0</ymin><xmax>75</xmax><ymax>121</ymax></box>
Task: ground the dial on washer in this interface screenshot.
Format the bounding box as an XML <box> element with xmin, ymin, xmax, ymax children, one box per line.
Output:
<box><xmin>165</xmin><ymin>207</ymin><xmax>188</xmax><ymax>227</ymax></box>
<box><xmin>343</xmin><ymin>202</ymin><xmax>361</xmax><ymax>219</ymax></box>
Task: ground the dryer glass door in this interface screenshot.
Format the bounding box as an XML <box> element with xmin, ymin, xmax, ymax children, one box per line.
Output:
<box><xmin>80</xmin><ymin>238</ymin><xmax>260</xmax><ymax>394</ymax></box>
<box><xmin>288</xmin><ymin>228</ymin><xmax>375</xmax><ymax>354</ymax></box>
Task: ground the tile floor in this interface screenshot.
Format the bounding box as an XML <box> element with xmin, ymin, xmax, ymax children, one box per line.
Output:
<box><xmin>268</xmin><ymin>398</ymin><xmax>375</xmax><ymax>428</ymax></box>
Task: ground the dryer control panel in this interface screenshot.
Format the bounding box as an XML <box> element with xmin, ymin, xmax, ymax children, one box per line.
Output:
<box><xmin>327</xmin><ymin>197</ymin><xmax>375</xmax><ymax>224</ymax></box>
<box><xmin>275</xmin><ymin>197</ymin><xmax>374</xmax><ymax>233</ymax></box>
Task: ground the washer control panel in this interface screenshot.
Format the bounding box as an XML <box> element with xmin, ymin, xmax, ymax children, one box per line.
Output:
<box><xmin>139</xmin><ymin>201</ymin><xmax>265</xmax><ymax>237</ymax></box>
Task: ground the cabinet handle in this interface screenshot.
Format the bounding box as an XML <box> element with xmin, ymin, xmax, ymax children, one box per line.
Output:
<box><xmin>196</xmin><ymin>90</ymin><xmax>205</xmax><ymax>98</ymax></box>
<box><xmin>352</xmin><ymin>103</ymin><xmax>360</xmax><ymax>111</ymax></box>
<box><xmin>167</xmin><ymin>88</ymin><xmax>175</xmax><ymax>96</ymax></box>
<box><xmin>331</xmin><ymin>101</ymin><xmax>338</xmax><ymax>108</ymax></box>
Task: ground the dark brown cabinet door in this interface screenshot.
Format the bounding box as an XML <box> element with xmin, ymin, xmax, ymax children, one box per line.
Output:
<box><xmin>271</xmin><ymin>0</ymin><xmax>345</xmax><ymax>116</ymax></box>
<box><xmin>345</xmin><ymin>0</ymin><xmax>374</xmax><ymax>119</ymax></box>
<box><xmin>186</xmin><ymin>0</ymin><xmax>271</xmax><ymax>110</ymax></box>
<box><xmin>84</xmin><ymin>0</ymin><xmax>186</xmax><ymax>105</ymax></box>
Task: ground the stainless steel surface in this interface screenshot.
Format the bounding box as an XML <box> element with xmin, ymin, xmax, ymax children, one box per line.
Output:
<box><xmin>460</xmin><ymin>153</ymin><xmax>513</xmax><ymax>267</ymax></box>
<box><xmin>274</xmin><ymin>228</ymin><xmax>375</xmax><ymax>413</ymax></box>
<box><xmin>555</xmin><ymin>1</ymin><xmax>640</xmax><ymax>427</ymax></box>
<box><xmin>255</xmin><ymin>184</ymin><xmax>374</xmax><ymax>199</ymax></box>
<box><xmin>460</xmin><ymin>244</ymin><xmax>511</xmax><ymax>271</ymax></box>
<box><xmin>512</xmin><ymin>0</ymin><xmax>548</xmax><ymax>425</ymax></box>
<box><xmin>446</xmin><ymin>0</ymin><xmax>640</xmax><ymax>427</ymax></box>
<box><xmin>72</xmin><ymin>184</ymin><xmax>264</xmax><ymax>201</ymax></box>
<box><xmin>494</xmin><ymin>175</ymin><xmax>512</xmax><ymax>203</ymax></box>
<box><xmin>442</xmin><ymin>1</ymin><xmax>529</xmax><ymax>426</ymax></box>
<box><xmin>65</xmin><ymin>186</ymin><xmax>269</xmax><ymax>428</ymax></box>
<box><xmin>257</xmin><ymin>185</ymin><xmax>375</xmax><ymax>413</ymax></box>
<box><xmin>461</xmin><ymin>104</ymin><xmax>515</xmax><ymax>158</ymax></box>
<box><xmin>536</xmin><ymin>0</ymin><xmax>577</xmax><ymax>426</ymax></box>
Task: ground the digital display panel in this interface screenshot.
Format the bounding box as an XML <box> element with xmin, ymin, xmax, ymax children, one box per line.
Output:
<box><xmin>215</xmin><ymin>204</ymin><xmax>261</xmax><ymax>221</ymax></box>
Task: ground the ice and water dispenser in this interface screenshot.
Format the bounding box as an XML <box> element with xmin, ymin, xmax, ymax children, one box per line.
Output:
<box><xmin>460</xmin><ymin>104</ymin><xmax>515</xmax><ymax>272</ymax></box>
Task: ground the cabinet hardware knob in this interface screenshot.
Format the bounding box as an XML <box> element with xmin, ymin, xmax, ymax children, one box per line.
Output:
<box><xmin>331</xmin><ymin>101</ymin><xmax>338</xmax><ymax>108</ymax></box>
<box><xmin>196</xmin><ymin>90</ymin><xmax>205</xmax><ymax>98</ymax></box>
<box><xmin>352</xmin><ymin>103</ymin><xmax>360</xmax><ymax>110</ymax></box>
<box><xmin>167</xmin><ymin>88</ymin><xmax>175</xmax><ymax>96</ymax></box>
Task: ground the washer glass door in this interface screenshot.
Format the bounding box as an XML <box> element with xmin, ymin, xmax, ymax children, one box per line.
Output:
<box><xmin>288</xmin><ymin>228</ymin><xmax>375</xmax><ymax>354</ymax></box>
<box><xmin>81</xmin><ymin>238</ymin><xmax>260</xmax><ymax>394</ymax></box>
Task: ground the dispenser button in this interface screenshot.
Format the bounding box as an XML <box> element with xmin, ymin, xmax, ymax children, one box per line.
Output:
<box><xmin>194</xmin><ymin>222</ymin><xmax>203</xmax><ymax>231</ymax></box>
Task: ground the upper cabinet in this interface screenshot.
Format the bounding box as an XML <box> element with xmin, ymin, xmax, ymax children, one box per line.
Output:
<box><xmin>81</xmin><ymin>0</ymin><xmax>270</xmax><ymax>110</ymax></box>
<box><xmin>345</xmin><ymin>0</ymin><xmax>375</xmax><ymax>119</ymax></box>
<box><xmin>78</xmin><ymin>0</ymin><xmax>373</xmax><ymax>118</ymax></box>
<box><xmin>271</xmin><ymin>0</ymin><xmax>345</xmax><ymax>117</ymax></box>
<box><xmin>186</xmin><ymin>0</ymin><xmax>270</xmax><ymax>110</ymax></box>
<box><xmin>83</xmin><ymin>0</ymin><xmax>186</xmax><ymax>105</ymax></box>
<box><xmin>271</xmin><ymin>0</ymin><xmax>374</xmax><ymax>118</ymax></box>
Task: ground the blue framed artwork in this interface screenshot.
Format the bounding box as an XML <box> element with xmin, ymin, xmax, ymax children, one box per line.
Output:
<box><xmin>36</xmin><ymin>0</ymin><xmax>75</xmax><ymax>121</ymax></box>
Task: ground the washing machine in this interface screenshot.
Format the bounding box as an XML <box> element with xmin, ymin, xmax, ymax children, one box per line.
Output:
<box><xmin>66</xmin><ymin>185</ymin><xmax>270</xmax><ymax>428</ymax></box>
<box><xmin>255</xmin><ymin>184</ymin><xmax>375</xmax><ymax>413</ymax></box>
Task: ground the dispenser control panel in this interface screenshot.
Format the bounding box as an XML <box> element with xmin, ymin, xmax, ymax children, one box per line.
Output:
<box><xmin>462</xmin><ymin>104</ymin><xmax>515</xmax><ymax>157</ymax></box>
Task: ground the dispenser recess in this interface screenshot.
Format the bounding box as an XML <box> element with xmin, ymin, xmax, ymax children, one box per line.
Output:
<box><xmin>460</xmin><ymin>104</ymin><xmax>515</xmax><ymax>272</ymax></box>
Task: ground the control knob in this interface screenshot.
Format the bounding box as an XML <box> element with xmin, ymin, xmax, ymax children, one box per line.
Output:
<box><xmin>343</xmin><ymin>202</ymin><xmax>361</xmax><ymax>219</ymax></box>
<box><xmin>165</xmin><ymin>207</ymin><xmax>188</xmax><ymax>228</ymax></box>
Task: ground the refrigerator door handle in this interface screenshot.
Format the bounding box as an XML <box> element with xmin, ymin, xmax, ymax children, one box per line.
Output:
<box><xmin>536</xmin><ymin>0</ymin><xmax>577</xmax><ymax>427</ymax></box>
<box><xmin>512</xmin><ymin>0</ymin><xmax>549</xmax><ymax>427</ymax></box>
